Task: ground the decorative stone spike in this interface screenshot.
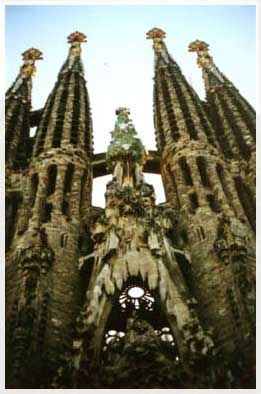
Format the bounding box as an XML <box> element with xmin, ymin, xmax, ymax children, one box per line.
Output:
<box><xmin>111</xmin><ymin>258</ymin><xmax>124</xmax><ymax>290</ymax></box>
<box><xmin>126</xmin><ymin>250</ymin><xmax>140</xmax><ymax>277</ymax></box>
<box><xmin>138</xmin><ymin>249</ymin><xmax>152</xmax><ymax>281</ymax></box>
<box><xmin>97</xmin><ymin>294</ymin><xmax>108</xmax><ymax>324</ymax></box>
<box><xmin>147</xmin><ymin>258</ymin><xmax>159</xmax><ymax>290</ymax></box>
<box><xmin>102</xmin><ymin>265</ymin><xmax>115</xmax><ymax>295</ymax></box>
<box><xmin>158</xmin><ymin>260</ymin><xmax>169</xmax><ymax>302</ymax></box>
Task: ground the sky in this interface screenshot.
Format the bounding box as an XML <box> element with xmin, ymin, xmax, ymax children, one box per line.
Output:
<box><xmin>5</xmin><ymin>4</ymin><xmax>256</xmax><ymax>207</ymax></box>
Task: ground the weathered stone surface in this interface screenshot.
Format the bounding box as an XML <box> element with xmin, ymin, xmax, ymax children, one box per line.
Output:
<box><xmin>148</xmin><ymin>29</ymin><xmax>255</xmax><ymax>388</ymax></box>
<box><xmin>5</xmin><ymin>29</ymin><xmax>255</xmax><ymax>389</ymax></box>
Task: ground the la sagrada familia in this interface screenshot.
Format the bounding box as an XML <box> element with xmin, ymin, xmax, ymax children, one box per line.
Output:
<box><xmin>5</xmin><ymin>29</ymin><xmax>256</xmax><ymax>389</ymax></box>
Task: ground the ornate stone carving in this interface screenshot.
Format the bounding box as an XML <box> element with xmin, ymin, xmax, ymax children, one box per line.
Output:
<box><xmin>214</xmin><ymin>213</ymin><xmax>248</xmax><ymax>264</ymax></box>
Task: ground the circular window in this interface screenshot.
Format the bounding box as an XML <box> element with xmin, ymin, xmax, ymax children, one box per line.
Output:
<box><xmin>119</xmin><ymin>285</ymin><xmax>155</xmax><ymax>311</ymax></box>
<box><xmin>128</xmin><ymin>286</ymin><xmax>145</xmax><ymax>298</ymax></box>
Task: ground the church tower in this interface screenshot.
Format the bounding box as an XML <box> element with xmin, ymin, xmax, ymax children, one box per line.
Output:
<box><xmin>147</xmin><ymin>27</ymin><xmax>255</xmax><ymax>385</ymax></box>
<box><xmin>6</xmin><ymin>32</ymin><xmax>93</xmax><ymax>388</ymax></box>
<box><xmin>5</xmin><ymin>29</ymin><xmax>255</xmax><ymax>389</ymax></box>
<box><xmin>189</xmin><ymin>39</ymin><xmax>255</xmax><ymax>231</ymax></box>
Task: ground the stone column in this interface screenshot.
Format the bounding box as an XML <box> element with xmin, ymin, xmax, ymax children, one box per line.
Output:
<box><xmin>53</xmin><ymin>165</ymin><xmax>67</xmax><ymax>214</ymax></box>
<box><xmin>69</xmin><ymin>166</ymin><xmax>84</xmax><ymax>219</ymax></box>
<box><xmin>187</xmin><ymin>155</ymin><xmax>208</xmax><ymax>208</ymax></box>
<box><xmin>31</xmin><ymin>165</ymin><xmax>48</xmax><ymax>225</ymax></box>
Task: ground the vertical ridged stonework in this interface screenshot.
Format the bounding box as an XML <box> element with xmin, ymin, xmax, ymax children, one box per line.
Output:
<box><xmin>33</xmin><ymin>32</ymin><xmax>93</xmax><ymax>156</ymax></box>
<box><xmin>188</xmin><ymin>40</ymin><xmax>255</xmax><ymax>160</ymax></box>
<box><xmin>6</xmin><ymin>32</ymin><xmax>93</xmax><ymax>388</ymax></box>
<box><xmin>147</xmin><ymin>28</ymin><xmax>221</xmax><ymax>210</ymax></box>
<box><xmin>5</xmin><ymin>49</ymin><xmax>43</xmax><ymax>253</ymax></box>
<box><xmin>189</xmin><ymin>40</ymin><xmax>256</xmax><ymax>230</ymax></box>
<box><xmin>5</xmin><ymin>48</ymin><xmax>43</xmax><ymax>169</ymax></box>
<box><xmin>5</xmin><ymin>27</ymin><xmax>256</xmax><ymax>390</ymax></box>
<box><xmin>148</xmin><ymin>28</ymin><xmax>255</xmax><ymax>366</ymax></box>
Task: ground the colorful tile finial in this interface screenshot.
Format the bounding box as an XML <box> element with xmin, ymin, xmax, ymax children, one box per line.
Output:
<box><xmin>67</xmin><ymin>31</ymin><xmax>87</xmax><ymax>44</ymax></box>
<box><xmin>107</xmin><ymin>107</ymin><xmax>146</xmax><ymax>171</ymax></box>
<box><xmin>146</xmin><ymin>28</ymin><xmax>167</xmax><ymax>54</ymax></box>
<box><xmin>21</xmin><ymin>48</ymin><xmax>43</xmax><ymax>62</ymax></box>
<box><xmin>8</xmin><ymin>47</ymin><xmax>43</xmax><ymax>97</ymax></box>
<box><xmin>18</xmin><ymin>48</ymin><xmax>43</xmax><ymax>79</ymax></box>
<box><xmin>188</xmin><ymin>39</ymin><xmax>209</xmax><ymax>53</ymax></box>
<box><xmin>188</xmin><ymin>40</ymin><xmax>213</xmax><ymax>68</ymax></box>
<box><xmin>67</xmin><ymin>31</ymin><xmax>87</xmax><ymax>60</ymax></box>
<box><xmin>115</xmin><ymin>107</ymin><xmax>130</xmax><ymax>117</ymax></box>
<box><xmin>146</xmin><ymin>28</ymin><xmax>166</xmax><ymax>40</ymax></box>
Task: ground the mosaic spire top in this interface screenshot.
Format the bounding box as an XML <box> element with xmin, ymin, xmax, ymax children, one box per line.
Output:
<box><xmin>107</xmin><ymin>107</ymin><xmax>147</xmax><ymax>171</ymax></box>
<box><xmin>146</xmin><ymin>27</ymin><xmax>167</xmax><ymax>53</ymax></box>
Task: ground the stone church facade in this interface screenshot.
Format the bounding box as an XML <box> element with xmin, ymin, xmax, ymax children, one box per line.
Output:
<box><xmin>5</xmin><ymin>29</ymin><xmax>256</xmax><ymax>389</ymax></box>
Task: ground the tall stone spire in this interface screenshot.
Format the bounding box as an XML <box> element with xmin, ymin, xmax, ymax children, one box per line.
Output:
<box><xmin>5</xmin><ymin>48</ymin><xmax>43</xmax><ymax>168</ymax></box>
<box><xmin>188</xmin><ymin>40</ymin><xmax>256</xmax><ymax>229</ymax></box>
<box><xmin>188</xmin><ymin>40</ymin><xmax>255</xmax><ymax>161</ymax></box>
<box><xmin>6</xmin><ymin>33</ymin><xmax>93</xmax><ymax>388</ymax></box>
<box><xmin>147</xmin><ymin>28</ymin><xmax>255</xmax><ymax>363</ymax></box>
<box><xmin>147</xmin><ymin>28</ymin><xmax>218</xmax><ymax>152</ymax></box>
<box><xmin>33</xmin><ymin>31</ymin><xmax>92</xmax><ymax>157</ymax></box>
<box><xmin>147</xmin><ymin>28</ymin><xmax>225</xmax><ymax>210</ymax></box>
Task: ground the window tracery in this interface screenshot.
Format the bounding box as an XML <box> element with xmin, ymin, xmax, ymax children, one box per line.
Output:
<box><xmin>103</xmin><ymin>285</ymin><xmax>179</xmax><ymax>360</ymax></box>
<box><xmin>118</xmin><ymin>285</ymin><xmax>155</xmax><ymax>312</ymax></box>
